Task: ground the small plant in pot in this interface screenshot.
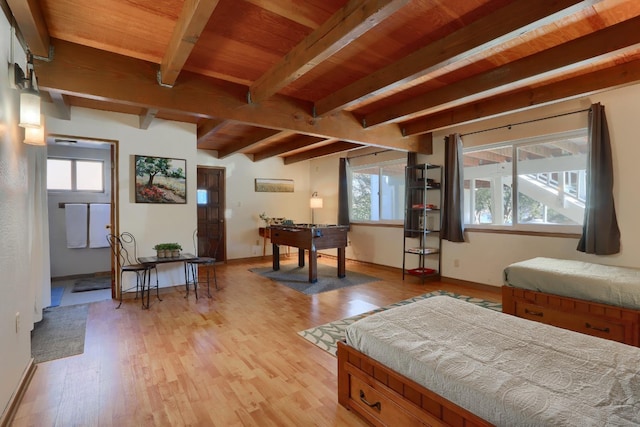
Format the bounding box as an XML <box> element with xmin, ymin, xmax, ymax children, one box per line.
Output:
<box><xmin>153</xmin><ymin>243</ymin><xmax>182</xmax><ymax>258</ymax></box>
<box><xmin>165</xmin><ymin>243</ymin><xmax>182</xmax><ymax>258</ymax></box>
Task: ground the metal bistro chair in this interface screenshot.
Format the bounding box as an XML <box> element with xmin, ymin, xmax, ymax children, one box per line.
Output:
<box><xmin>107</xmin><ymin>232</ymin><xmax>158</xmax><ymax>309</ymax></box>
<box><xmin>185</xmin><ymin>229</ymin><xmax>219</xmax><ymax>299</ymax></box>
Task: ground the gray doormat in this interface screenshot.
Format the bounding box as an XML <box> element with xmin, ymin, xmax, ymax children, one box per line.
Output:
<box><xmin>72</xmin><ymin>276</ymin><xmax>111</xmax><ymax>292</ymax></box>
<box><xmin>250</xmin><ymin>263</ymin><xmax>381</xmax><ymax>294</ymax></box>
<box><xmin>31</xmin><ymin>304</ymin><xmax>89</xmax><ymax>363</ymax></box>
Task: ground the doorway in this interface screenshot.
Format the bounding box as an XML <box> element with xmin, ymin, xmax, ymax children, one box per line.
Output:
<box><xmin>46</xmin><ymin>136</ymin><xmax>117</xmax><ymax>306</ymax></box>
<box><xmin>196</xmin><ymin>167</ymin><xmax>226</xmax><ymax>261</ymax></box>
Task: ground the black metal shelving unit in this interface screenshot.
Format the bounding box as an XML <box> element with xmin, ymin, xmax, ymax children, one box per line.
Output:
<box><xmin>402</xmin><ymin>163</ymin><xmax>443</xmax><ymax>282</ymax></box>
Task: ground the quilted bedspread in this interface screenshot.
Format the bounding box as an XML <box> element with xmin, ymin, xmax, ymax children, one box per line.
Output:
<box><xmin>345</xmin><ymin>295</ymin><xmax>640</xmax><ymax>426</ymax></box>
<box><xmin>503</xmin><ymin>257</ymin><xmax>640</xmax><ymax>310</ymax></box>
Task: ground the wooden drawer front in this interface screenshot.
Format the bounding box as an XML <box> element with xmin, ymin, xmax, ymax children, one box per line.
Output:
<box><xmin>515</xmin><ymin>302</ymin><xmax>628</xmax><ymax>343</ymax></box>
<box><xmin>349</xmin><ymin>374</ymin><xmax>424</xmax><ymax>427</ymax></box>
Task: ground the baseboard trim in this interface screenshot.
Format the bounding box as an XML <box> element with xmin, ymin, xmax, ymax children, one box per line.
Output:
<box><xmin>440</xmin><ymin>276</ymin><xmax>501</xmax><ymax>295</ymax></box>
<box><xmin>0</xmin><ymin>358</ymin><xmax>36</xmax><ymax>427</ymax></box>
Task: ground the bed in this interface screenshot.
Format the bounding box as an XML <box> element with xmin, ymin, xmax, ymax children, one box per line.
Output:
<box><xmin>337</xmin><ymin>295</ymin><xmax>640</xmax><ymax>426</ymax></box>
<box><xmin>502</xmin><ymin>257</ymin><xmax>640</xmax><ymax>346</ymax></box>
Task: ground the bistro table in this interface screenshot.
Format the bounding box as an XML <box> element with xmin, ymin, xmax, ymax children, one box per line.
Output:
<box><xmin>138</xmin><ymin>253</ymin><xmax>197</xmax><ymax>307</ymax></box>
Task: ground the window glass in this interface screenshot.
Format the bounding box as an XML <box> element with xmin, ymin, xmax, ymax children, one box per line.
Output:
<box><xmin>463</xmin><ymin>130</ymin><xmax>587</xmax><ymax>230</ymax></box>
<box><xmin>350</xmin><ymin>159</ymin><xmax>405</xmax><ymax>222</ymax></box>
<box><xmin>76</xmin><ymin>160</ymin><xmax>104</xmax><ymax>191</ymax></box>
<box><xmin>47</xmin><ymin>158</ymin><xmax>105</xmax><ymax>192</ymax></box>
<box><xmin>47</xmin><ymin>159</ymin><xmax>72</xmax><ymax>190</ymax></box>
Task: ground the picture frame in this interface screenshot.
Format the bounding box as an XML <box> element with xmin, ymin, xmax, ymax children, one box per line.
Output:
<box><xmin>255</xmin><ymin>178</ymin><xmax>294</xmax><ymax>192</ymax></box>
<box><xmin>134</xmin><ymin>155</ymin><xmax>187</xmax><ymax>204</ymax></box>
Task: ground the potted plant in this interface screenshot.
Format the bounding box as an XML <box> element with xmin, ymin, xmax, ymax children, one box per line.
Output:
<box><xmin>165</xmin><ymin>243</ymin><xmax>182</xmax><ymax>258</ymax></box>
<box><xmin>153</xmin><ymin>243</ymin><xmax>169</xmax><ymax>258</ymax></box>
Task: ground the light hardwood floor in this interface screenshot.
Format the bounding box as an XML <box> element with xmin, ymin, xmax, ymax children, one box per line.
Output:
<box><xmin>13</xmin><ymin>258</ymin><xmax>500</xmax><ymax>427</ymax></box>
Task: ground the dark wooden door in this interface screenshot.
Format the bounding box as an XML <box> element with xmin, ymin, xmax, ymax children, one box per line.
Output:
<box><xmin>196</xmin><ymin>167</ymin><xmax>225</xmax><ymax>262</ymax></box>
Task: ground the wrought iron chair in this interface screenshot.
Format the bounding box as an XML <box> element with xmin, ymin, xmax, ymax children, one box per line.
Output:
<box><xmin>107</xmin><ymin>232</ymin><xmax>158</xmax><ymax>309</ymax></box>
<box><xmin>185</xmin><ymin>229</ymin><xmax>219</xmax><ymax>299</ymax></box>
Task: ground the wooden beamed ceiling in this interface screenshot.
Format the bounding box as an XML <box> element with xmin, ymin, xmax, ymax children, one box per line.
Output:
<box><xmin>7</xmin><ymin>0</ymin><xmax>640</xmax><ymax>164</ymax></box>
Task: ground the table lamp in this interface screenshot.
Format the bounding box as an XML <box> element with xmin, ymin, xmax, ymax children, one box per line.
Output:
<box><xmin>310</xmin><ymin>192</ymin><xmax>323</xmax><ymax>224</ymax></box>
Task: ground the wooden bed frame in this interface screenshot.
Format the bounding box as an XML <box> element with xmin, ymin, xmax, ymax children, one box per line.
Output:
<box><xmin>337</xmin><ymin>340</ymin><xmax>492</xmax><ymax>427</ymax></box>
<box><xmin>501</xmin><ymin>286</ymin><xmax>640</xmax><ymax>347</ymax></box>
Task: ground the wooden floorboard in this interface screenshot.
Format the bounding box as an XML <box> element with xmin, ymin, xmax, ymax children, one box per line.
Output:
<box><xmin>12</xmin><ymin>258</ymin><xmax>500</xmax><ymax>427</ymax></box>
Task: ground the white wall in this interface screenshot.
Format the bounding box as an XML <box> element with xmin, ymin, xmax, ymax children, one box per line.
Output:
<box><xmin>47</xmin><ymin>145</ymin><xmax>111</xmax><ymax>277</ymax></box>
<box><xmin>197</xmin><ymin>150</ymin><xmax>311</xmax><ymax>259</ymax></box>
<box><xmin>45</xmin><ymin>107</ymin><xmax>197</xmax><ymax>288</ymax></box>
<box><xmin>312</xmin><ymin>82</ymin><xmax>640</xmax><ymax>287</ymax></box>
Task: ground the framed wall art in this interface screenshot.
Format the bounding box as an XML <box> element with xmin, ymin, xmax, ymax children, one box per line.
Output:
<box><xmin>254</xmin><ymin>178</ymin><xmax>294</xmax><ymax>192</ymax></box>
<box><xmin>134</xmin><ymin>155</ymin><xmax>187</xmax><ymax>204</ymax></box>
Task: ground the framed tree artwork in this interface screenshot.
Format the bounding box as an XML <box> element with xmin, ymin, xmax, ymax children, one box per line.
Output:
<box><xmin>134</xmin><ymin>155</ymin><xmax>187</xmax><ymax>204</ymax></box>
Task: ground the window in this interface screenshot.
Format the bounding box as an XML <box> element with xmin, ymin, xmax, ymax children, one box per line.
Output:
<box><xmin>349</xmin><ymin>159</ymin><xmax>406</xmax><ymax>222</ymax></box>
<box><xmin>47</xmin><ymin>158</ymin><xmax>104</xmax><ymax>192</ymax></box>
<box><xmin>463</xmin><ymin>130</ymin><xmax>587</xmax><ymax>231</ymax></box>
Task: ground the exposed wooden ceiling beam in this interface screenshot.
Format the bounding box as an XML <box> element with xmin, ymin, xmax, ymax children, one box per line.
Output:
<box><xmin>252</xmin><ymin>135</ymin><xmax>328</xmax><ymax>161</ymax></box>
<box><xmin>283</xmin><ymin>141</ymin><xmax>362</xmax><ymax>165</ymax></box>
<box><xmin>35</xmin><ymin>39</ymin><xmax>425</xmax><ymax>152</ymax></box>
<box><xmin>49</xmin><ymin>91</ymin><xmax>70</xmax><ymax>120</ymax></box>
<box><xmin>7</xmin><ymin>0</ymin><xmax>50</xmax><ymax>57</ymax></box>
<box><xmin>363</xmin><ymin>15</ymin><xmax>640</xmax><ymax>127</ymax></box>
<box><xmin>217</xmin><ymin>128</ymin><xmax>282</xmax><ymax>158</ymax></box>
<box><xmin>248</xmin><ymin>0</ymin><xmax>409</xmax><ymax>104</ymax></box>
<box><xmin>402</xmin><ymin>58</ymin><xmax>640</xmax><ymax>136</ymax></box>
<box><xmin>197</xmin><ymin>118</ymin><xmax>227</xmax><ymax>143</ymax></box>
<box><xmin>159</xmin><ymin>0</ymin><xmax>221</xmax><ymax>87</ymax></box>
<box><xmin>139</xmin><ymin>108</ymin><xmax>159</xmax><ymax>129</ymax></box>
<box><xmin>314</xmin><ymin>0</ymin><xmax>596</xmax><ymax>116</ymax></box>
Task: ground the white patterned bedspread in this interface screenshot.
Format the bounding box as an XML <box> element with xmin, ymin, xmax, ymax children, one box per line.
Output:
<box><xmin>345</xmin><ymin>296</ymin><xmax>640</xmax><ymax>426</ymax></box>
<box><xmin>503</xmin><ymin>257</ymin><xmax>640</xmax><ymax>310</ymax></box>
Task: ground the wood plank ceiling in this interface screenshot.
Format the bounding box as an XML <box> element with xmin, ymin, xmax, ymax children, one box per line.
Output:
<box><xmin>7</xmin><ymin>0</ymin><xmax>640</xmax><ymax>163</ymax></box>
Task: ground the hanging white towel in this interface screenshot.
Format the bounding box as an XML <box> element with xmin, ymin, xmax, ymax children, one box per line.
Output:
<box><xmin>89</xmin><ymin>203</ymin><xmax>110</xmax><ymax>248</ymax></box>
<box><xmin>65</xmin><ymin>204</ymin><xmax>88</xmax><ymax>248</ymax></box>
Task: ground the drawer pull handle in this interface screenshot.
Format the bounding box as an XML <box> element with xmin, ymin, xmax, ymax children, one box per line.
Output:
<box><xmin>359</xmin><ymin>390</ymin><xmax>381</xmax><ymax>411</ymax></box>
<box><xmin>525</xmin><ymin>309</ymin><xmax>544</xmax><ymax>317</ymax></box>
<box><xmin>586</xmin><ymin>323</ymin><xmax>610</xmax><ymax>333</ymax></box>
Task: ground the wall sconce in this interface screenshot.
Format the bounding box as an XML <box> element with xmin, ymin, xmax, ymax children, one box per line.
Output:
<box><xmin>23</xmin><ymin>116</ymin><xmax>46</xmax><ymax>146</ymax></box>
<box><xmin>310</xmin><ymin>192</ymin><xmax>323</xmax><ymax>224</ymax></box>
<box><xmin>14</xmin><ymin>52</ymin><xmax>41</xmax><ymax>128</ymax></box>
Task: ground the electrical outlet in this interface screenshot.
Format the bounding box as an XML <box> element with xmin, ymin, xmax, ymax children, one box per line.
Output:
<box><xmin>15</xmin><ymin>312</ymin><xmax>20</xmax><ymax>333</ymax></box>
<box><xmin>453</xmin><ymin>259</ymin><xmax>460</xmax><ymax>268</ymax></box>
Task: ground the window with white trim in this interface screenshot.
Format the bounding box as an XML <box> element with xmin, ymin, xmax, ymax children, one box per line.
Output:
<box><xmin>47</xmin><ymin>158</ymin><xmax>104</xmax><ymax>192</ymax></box>
<box><xmin>463</xmin><ymin>130</ymin><xmax>587</xmax><ymax>232</ymax></box>
<box><xmin>349</xmin><ymin>158</ymin><xmax>406</xmax><ymax>222</ymax></box>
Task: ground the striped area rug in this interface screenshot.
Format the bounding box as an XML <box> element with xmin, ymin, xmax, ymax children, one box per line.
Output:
<box><xmin>297</xmin><ymin>290</ymin><xmax>502</xmax><ymax>356</ymax></box>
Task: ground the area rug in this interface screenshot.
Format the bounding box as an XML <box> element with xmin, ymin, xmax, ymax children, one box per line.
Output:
<box><xmin>31</xmin><ymin>304</ymin><xmax>90</xmax><ymax>363</ymax></box>
<box><xmin>298</xmin><ymin>290</ymin><xmax>502</xmax><ymax>356</ymax></box>
<box><xmin>49</xmin><ymin>286</ymin><xmax>64</xmax><ymax>308</ymax></box>
<box><xmin>249</xmin><ymin>263</ymin><xmax>381</xmax><ymax>295</ymax></box>
<box><xmin>72</xmin><ymin>276</ymin><xmax>111</xmax><ymax>292</ymax></box>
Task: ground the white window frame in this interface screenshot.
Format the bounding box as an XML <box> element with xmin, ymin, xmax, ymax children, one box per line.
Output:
<box><xmin>463</xmin><ymin>129</ymin><xmax>588</xmax><ymax>234</ymax></box>
<box><xmin>348</xmin><ymin>158</ymin><xmax>406</xmax><ymax>224</ymax></box>
<box><xmin>47</xmin><ymin>157</ymin><xmax>105</xmax><ymax>193</ymax></box>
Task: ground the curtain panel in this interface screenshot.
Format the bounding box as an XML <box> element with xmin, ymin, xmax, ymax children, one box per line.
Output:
<box><xmin>441</xmin><ymin>134</ymin><xmax>465</xmax><ymax>242</ymax></box>
<box><xmin>577</xmin><ymin>103</ymin><xmax>620</xmax><ymax>255</ymax></box>
<box><xmin>338</xmin><ymin>158</ymin><xmax>350</xmax><ymax>227</ymax></box>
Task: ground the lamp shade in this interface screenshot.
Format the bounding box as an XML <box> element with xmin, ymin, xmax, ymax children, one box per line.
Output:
<box><xmin>23</xmin><ymin>124</ymin><xmax>45</xmax><ymax>146</ymax></box>
<box><xmin>19</xmin><ymin>90</ymin><xmax>41</xmax><ymax>128</ymax></box>
<box><xmin>310</xmin><ymin>196</ymin><xmax>323</xmax><ymax>209</ymax></box>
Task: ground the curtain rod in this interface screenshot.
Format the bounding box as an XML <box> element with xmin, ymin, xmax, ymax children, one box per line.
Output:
<box><xmin>347</xmin><ymin>149</ymin><xmax>393</xmax><ymax>160</ymax></box>
<box><xmin>461</xmin><ymin>107</ymin><xmax>591</xmax><ymax>137</ymax></box>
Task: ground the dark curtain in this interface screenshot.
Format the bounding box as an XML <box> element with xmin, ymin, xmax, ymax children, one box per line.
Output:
<box><xmin>405</xmin><ymin>152</ymin><xmax>418</xmax><ymax>237</ymax></box>
<box><xmin>577</xmin><ymin>103</ymin><xmax>620</xmax><ymax>254</ymax></box>
<box><xmin>441</xmin><ymin>133</ymin><xmax>465</xmax><ymax>242</ymax></box>
<box><xmin>338</xmin><ymin>157</ymin><xmax>350</xmax><ymax>227</ymax></box>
